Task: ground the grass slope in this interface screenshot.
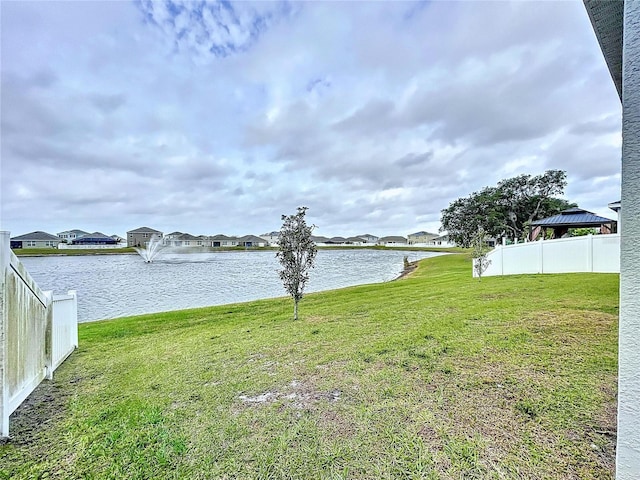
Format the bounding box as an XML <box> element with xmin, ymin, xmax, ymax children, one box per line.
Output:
<box><xmin>0</xmin><ymin>254</ymin><xmax>617</xmax><ymax>479</ymax></box>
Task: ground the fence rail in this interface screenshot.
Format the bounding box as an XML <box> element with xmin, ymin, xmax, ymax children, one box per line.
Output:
<box><xmin>1</xmin><ymin>231</ymin><xmax>78</xmax><ymax>437</ymax></box>
<box><xmin>474</xmin><ymin>234</ymin><xmax>620</xmax><ymax>277</ymax></box>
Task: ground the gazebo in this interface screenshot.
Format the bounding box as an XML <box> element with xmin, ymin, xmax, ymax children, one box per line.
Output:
<box><xmin>529</xmin><ymin>207</ymin><xmax>617</xmax><ymax>240</ymax></box>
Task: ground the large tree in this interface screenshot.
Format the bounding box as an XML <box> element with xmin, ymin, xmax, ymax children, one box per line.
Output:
<box><xmin>276</xmin><ymin>207</ymin><xmax>317</xmax><ymax>321</ymax></box>
<box><xmin>440</xmin><ymin>170</ymin><xmax>575</xmax><ymax>247</ymax></box>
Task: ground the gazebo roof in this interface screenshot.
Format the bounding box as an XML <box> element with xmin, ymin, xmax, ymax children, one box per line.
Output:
<box><xmin>530</xmin><ymin>208</ymin><xmax>615</xmax><ymax>228</ymax></box>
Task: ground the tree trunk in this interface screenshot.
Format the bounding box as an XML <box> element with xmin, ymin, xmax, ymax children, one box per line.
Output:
<box><xmin>294</xmin><ymin>299</ymin><xmax>298</xmax><ymax>321</ymax></box>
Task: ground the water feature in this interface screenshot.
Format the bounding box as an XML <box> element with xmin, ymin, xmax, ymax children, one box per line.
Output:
<box><xmin>134</xmin><ymin>234</ymin><xmax>165</xmax><ymax>262</ymax></box>
<box><xmin>20</xmin><ymin>249</ymin><xmax>445</xmax><ymax>323</ymax></box>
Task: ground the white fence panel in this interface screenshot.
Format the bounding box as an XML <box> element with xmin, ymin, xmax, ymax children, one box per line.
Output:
<box><xmin>592</xmin><ymin>235</ymin><xmax>621</xmax><ymax>273</ymax></box>
<box><xmin>1</xmin><ymin>231</ymin><xmax>78</xmax><ymax>438</ymax></box>
<box><xmin>51</xmin><ymin>291</ymin><xmax>78</xmax><ymax>372</ymax></box>
<box><xmin>475</xmin><ymin>234</ymin><xmax>620</xmax><ymax>277</ymax></box>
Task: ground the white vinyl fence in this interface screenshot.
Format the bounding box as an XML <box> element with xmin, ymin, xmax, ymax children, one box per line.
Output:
<box><xmin>474</xmin><ymin>234</ymin><xmax>620</xmax><ymax>277</ymax></box>
<box><xmin>0</xmin><ymin>232</ymin><xmax>78</xmax><ymax>437</ymax></box>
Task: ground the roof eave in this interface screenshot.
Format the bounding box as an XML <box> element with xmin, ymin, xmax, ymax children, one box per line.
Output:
<box><xmin>583</xmin><ymin>0</ymin><xmax>624</xmax><ymax>101</ymax></box>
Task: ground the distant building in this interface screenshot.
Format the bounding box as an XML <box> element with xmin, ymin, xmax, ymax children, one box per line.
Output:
<box><xmin>210</xmin><ymin>234</ymin><xmax>238</xmax><ymax>247</ymax></box>
<box><xmin>260</xmin><ymin>231</ymin><xmax>280</xmax><ymax>246</ymax></box>
<box><xmin>407</xmin><ymin>231</ymin><xmax>438</xmax><ymax>245</ymax></box>
<box><xmin>57</xmin><ymin>229</ymin><xmax>89</xmax><ymax>242</ymax></box>
<box><xmin>377</xmin><ymin>236</ymin><xmax>407</xmax><ymax>246</ymax></box>
<box><xmin>127</xmin><ymin>227</ymin><xmax>163</xmax><ymax>247</ymax></box>
<box><xmin>357</xmin><ymin>234</ymin><xmax>378</xmax><ymax>244</ymax></box>
<box><xmin>237</xmin><ymin>235</ymin><xmax>267</xmax><ymax>247</ymax></box>
<box><xmin>72</xmin><ymin>232</ymin><xmax>117</xmax><ymax>245</ymax></box>
<box><xmin>10</xmin><ymin>231</ymin><xmax>60</xmax><ymax>249</ymax></box>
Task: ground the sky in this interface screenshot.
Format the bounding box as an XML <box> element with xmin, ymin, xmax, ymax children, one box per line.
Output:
<box><xmin>0</xmin><ymin>0</ymin><xmax>622</xmax><ymax>239</ymax></box>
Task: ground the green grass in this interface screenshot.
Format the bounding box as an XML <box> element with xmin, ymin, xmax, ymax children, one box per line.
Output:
<box><xmin>0</xmin><ymin>254</ymin><xmax>617</xmax><ymax>479</ymax></box>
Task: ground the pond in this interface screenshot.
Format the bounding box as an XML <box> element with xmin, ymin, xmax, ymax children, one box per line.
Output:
<box><xmin>20</xmin><ymin>249</ymin><xmax>445</xmax><ymax>322</ymax></box>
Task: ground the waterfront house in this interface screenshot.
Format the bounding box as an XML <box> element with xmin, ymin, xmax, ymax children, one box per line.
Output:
<box><xmin>127</xmin><ymin>227</ymin><xmax>163</xmax><ymax>247</ymax></box>
<box><xmin>57</xmin><ymin>229</ymin><xmax>89</xmax><ymax>243</ymax></box>
<box><xmin>407</xmin><ymin>231</ymin><xmax>439</xmax><ymax>245</ymax></box>
<box><xmin>72</xmin><ymin>232</ymin><xmax>118</xmax><ymax>245</ymax></box>
<box><xmin>260</xmin><ymin>231</ymin><xmax>280</xmax><ymax>246</ymax></box>
<box><xmin>357</xmin><ymin>234</ymin><xmax>379</xmax><ymax>244</ymax></box>
<box><xmin>210</xmin><ymin>234</ymin><xmax>238</xmax><ymax>247</ymax></box>
<box><xmin>10</xmin><ymin>231</ymin><xmax>60</xmax><ymax>249</ymax></box>
<box><xmin>165</xmin><ymin>233</ymin><xmax>201</xmax><ymax>247</ymax></box>
<box><xmin>377</xmin><ymin>236</ymin><xmax>408</xmax><ymax>246</ymax></box>
<box><xmin>237</xmin><ymin>235</ymin><xmax>267</xmax><ymax>247</ymax></box>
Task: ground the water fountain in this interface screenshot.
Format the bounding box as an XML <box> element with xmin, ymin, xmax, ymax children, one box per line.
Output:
<box><xmin>135</xmin><ymin>234</ymin><xmax>166</xmax><ymax>263</ymax></box>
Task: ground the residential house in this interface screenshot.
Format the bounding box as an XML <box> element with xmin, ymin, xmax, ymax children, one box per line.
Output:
<box><xmin>110</xmin><ymin>235</ymin><xmax>126</xmax><ymax>245</ymax></box>
<box><xmin>427</xmin><ymin>234</ymin><xmax>456</xmax><ymax>248</ymax></box>
<box><xmin>311</xmin><ymin>235</ymin><xmax>330</xmax><ymax>245</ymax></box>
<box><xmin>407</xmin><ymin>231</ymin><xmax>439</xmax><ymax>245</ymax></box>
<box><xmin>237</xmin><ymin>235</ymin><xmax>267</xmax><ymax>247</ymax></box>
<box><xmin>165</xmin><ymin>233</ymin><xmax>202</xmax><ymax>247</ymax></box>
<box><xmin>210</xmin><ymin>234</ymin><xmax>238</xmax><ymax>247</ymax></box>
<box><xmin>609</xmin><ymin>200</ymin><xmax>621</xmax><ymax>233</ymax></box>
<box><xmin>377</xmin><ymin>236</ymin><xmax>407</xmax><ymax>246</ymax></box>
<box><xmin>127</xmin><ymin>227</ymin><xmax>163</xmax><ymax>247</ymax></box>
<box><xmin>357</xmin><ymin>234</ymin><xmax>379</xmax><ymax>244</ymax></box>
<box><xmin>57</xmin><ymin>229</ymin><xmax>89</xmax><ymax>243</ymax></box>
<box><xmin>260</xmin><ymin>231</ymin><xmax>280</xmax><ymax>246</ymax></box>
<box><xmin>327</xmin><ymin>237</ymin><xmax>347</xmax><ymax>245</ymax></box>
<box><xmin>10</xmin><ymin>231</ymin><xmax>60</xmax><ymax>249</ymax></box>
<box><xmin>345</xmin><ymin>237</ymin><xmax>365</xmax><ymax>245</ymax></box>
<box><xmin>72</xmin><ymin>232</ymin><xmax>117</xmax><ymax>245</ymax></box>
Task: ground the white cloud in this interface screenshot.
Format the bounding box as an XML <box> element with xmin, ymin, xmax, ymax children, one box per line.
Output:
<box><xmin>0</xmin><ymin>0</ymin><xmax>621</xmax><ymax>238</ymax></box>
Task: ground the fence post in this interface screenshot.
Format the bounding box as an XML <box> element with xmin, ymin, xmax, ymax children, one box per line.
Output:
<box><xmin>538</xmin><ymin>237</ymin><xmax>544</xmax><ymax>274</ymax></box>
<box><xmin>587</xmin><ymin>234</ymin><xmax>594</xmax><ymax>272</ymax></box>
<box><xmin>69</xmin><ymin>290</ymin><xmax>78</xmax><ymax>348</ymax></box>
<box><xmin>43</xmin><ymin>291</ymin><xmax>54</xmax><ymax>380</ymax></box>
<box><xmin>0</xmin><ymin>231</ymin><xmax>10</xmax><ymax>437</ymax></box>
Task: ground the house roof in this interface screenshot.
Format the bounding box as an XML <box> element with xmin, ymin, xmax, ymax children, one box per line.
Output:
<box><xmin>175</xmin><ymin>233</ymin><xmax>199</xmax><ymax>241</ymax></box>
<box><xmin>408</xmin><ymin>231</ymin><xmax>437</xmax><ymax>237</ymax></box>
<box><xmin>237</xmin><ymin>235</ymin><xmax>265</xmax><ymax>243</ymax></box>
<box><xmin>127</xmin><ymin>227</ymin><xmax>163</xmax><ymax>234</ymax></box>
<box><xmin>345</xmin><ymin>236</ymin><xmax>364</xmax><ymax>242</ymax></box>
<box><xmin>58</xmin><ymin>229</ymin><xmax>89</xmax><ymax>236</ymax></box>
<box><xmin>11</xmin><ymin>231</ymin><xmax>60</xmax><ymax>241</ymax></box>
<box><xmin>210</xmin><ymin>234</ymin><xmax>233</xmax><ymax>240</ymax></box>
<box><xmin>311</xmin><ymin>235</ymin><xmax>330</xmax><ymax>243</ymax></box>
<box><xmin>358</xmin><ymin>233</ymin><xmax>378</xmax><ymax>238</ymax></box>
<box><xmin>261</xmin><ymin>231</ymin><xmax>280</xmax><ymax>237</ymax></box>
<box><xmin>73</xmin><ymin>232</ymin><xmax>116</xmax><ymax>243</ymax></box>
<box><xmin>609</xmin><ymin>200</ymin><xmax>621</xmax><ymax>212</ymax></box>
<box><xmin>584</xmin><ymin>0</ymin><xmax>624</xmax><ymax>100</ymax></box>
<box><xmin>530</xmin><ymin>208</ymin><xmax>615</xmax><ymax>228</ymax></box>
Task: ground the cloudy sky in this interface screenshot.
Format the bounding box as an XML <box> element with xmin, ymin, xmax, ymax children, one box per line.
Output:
<box><xmin>1</xmin><ymin>0</ymin><xmax>621</xmax><ymax>239</ymax></box>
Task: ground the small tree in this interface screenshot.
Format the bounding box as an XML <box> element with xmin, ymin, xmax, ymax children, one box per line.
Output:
<box><xmin>276</xmin><ymin>206</ymin><xmax>317</xmax><ymax>320</ymax></box>
<box><xmin>471</xmin><ymin>227</ymin><xmax>492</xmax><ymax>280</ymax></box>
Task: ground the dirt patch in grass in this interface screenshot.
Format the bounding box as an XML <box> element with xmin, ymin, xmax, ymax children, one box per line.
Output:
<box><xmin>238</xmin><ymin>380</ymin><xmax>341</xmax><ymax>411</ymax></box>
<box><xmin>1</xmin><ymin>378</ymin><xmax>72</xmax><ymax>447</ymax></box>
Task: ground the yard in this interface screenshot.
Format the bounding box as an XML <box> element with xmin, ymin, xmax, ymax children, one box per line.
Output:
<box><xmin>0</xmin><ymin>254</ymin><xmax>617</xmax><ymax>479</ymax></box>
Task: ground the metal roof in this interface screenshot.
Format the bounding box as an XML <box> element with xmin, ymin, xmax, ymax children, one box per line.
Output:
<box><xmin>11</xmin><ymin>231</ymin><xmax>60</xmax><ymax>241</ymax></box>
<box><xmin>530</xmin><ymin>208</ymin><xmax>615</xmax><ymax>228</ymax></box>
<box><xmin>583</xmin><ymin>0</ymin><xmax>624</xmax><ymax>100</ymax></box>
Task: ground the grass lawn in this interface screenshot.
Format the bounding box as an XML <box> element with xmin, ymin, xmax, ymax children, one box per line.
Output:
<box><xmin>0</xmin><ymin>254</ymin><xmax>617</xmax><ymax>479</ymax></box>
